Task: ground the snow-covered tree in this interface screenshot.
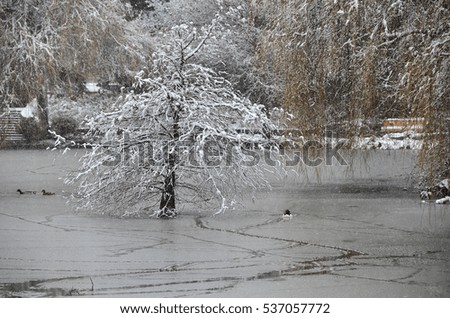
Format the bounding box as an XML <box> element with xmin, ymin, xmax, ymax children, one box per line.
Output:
<box><xmin>69</xmin><ymin>23</ymin><xmax>281</xmax><ymax>218</ymax></box>
<box><xmin>123</xmin><ymin>0</ymin><xmax>221</xmax><ymax>28</ymax></box>
<box><xmin>0</xmin><ymin>0</ymin><xmax>143</xmax><ymax>131</ymax></box>
<box><xmin>195</xmin><ymin>2</ymin><xmax>282</xmax><ymax>108</ymax></box>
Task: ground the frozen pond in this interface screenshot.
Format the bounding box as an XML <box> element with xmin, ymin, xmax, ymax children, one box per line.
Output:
<box><xmin>0</xmin><ymin>150</ymin><xmax>449</xmax><ymax>297</ymax></box>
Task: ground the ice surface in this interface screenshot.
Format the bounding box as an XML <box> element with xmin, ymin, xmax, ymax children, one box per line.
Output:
<box><xmin>0</xmin><ymin>150</ymin><xmax>449</xmax><ymax>297</ymax></box>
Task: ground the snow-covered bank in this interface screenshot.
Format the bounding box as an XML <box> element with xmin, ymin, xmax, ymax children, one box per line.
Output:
<box><xmin>352</xmin><ymin>133</ymin><xmax>423</xmax><ymax>150</ymax></box>
<box><xmin>436</xmin><ymin>196</ymin><xmax>450</xmax><ymax>204</ymax></box>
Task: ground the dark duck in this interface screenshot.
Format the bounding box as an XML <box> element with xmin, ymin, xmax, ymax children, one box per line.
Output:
<box><xmin>282</xmin><ymin>209</ymin><xmax>293</xmax><ymax>219</ymax></box>
<box><xmin>17</xmin><ymin>189</ymin><xmax>36</xmax><ymax>195</ymax></box>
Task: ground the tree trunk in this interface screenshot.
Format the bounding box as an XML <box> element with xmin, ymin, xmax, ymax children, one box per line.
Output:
<box><xmin>159</xmin><ymin>167</ymin><xmax>176</xmax><ymax>218</ymax></box>
<box><xmin>37</xmin><ymin>72</ymin><xmax>49</xmax><ymax>138</ymax></box>
<box><xmin>158</xmin><ymin>103</ymin><xmax>180</xmax><ymax>218</ymax></box>
<box><xmin>37</xmin><ymin>90</ymin><xmax>49</xmax><ymax>137</ymax></box>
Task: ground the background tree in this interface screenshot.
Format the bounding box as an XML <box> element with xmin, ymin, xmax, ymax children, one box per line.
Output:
<box><xmin>69</xmin><ymin>23</ymin><xmax>281</xmax><ymax>218</ymax></box>
<box><xmin>123</xmin><ymin>0</ymin><xmax>282</xmax><ymax>109</ymax></box>
<box><xmin>122</xmin><ymin>0</ymin><xmax>222</xmax><ymax>28</ymax></box>
<box><xmin>0</xmin><ymin>0</ymin><xmax>143</xmax><ymax>134</ymax></box>
<box><xmin>251</xmin><ymin>0</ymin><xmax>449</xmax><ymax>184</ymax></box>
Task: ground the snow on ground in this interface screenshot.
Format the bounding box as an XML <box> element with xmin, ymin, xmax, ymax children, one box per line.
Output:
<box><xmin>353</xmin><ymin>133</ymin><xmax>423</xmax><ymax>150</ymax></box>
<box><xmin>322</xmin><ymin>133</ymin><xmax>423</xmax><ymax>151</ymax></box>
<box><xmin>21</xmin><ymin>99</ymin><xmax>38</xmax><ymax>119</ymax></box>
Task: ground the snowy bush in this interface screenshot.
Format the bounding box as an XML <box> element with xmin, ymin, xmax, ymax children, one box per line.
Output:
<box><xmin>50</xmin><ymin>116</ymin><xmax>78</xmax><ymax>136</ymax></box>
<box><xmin>18</xmin><ymin>118</ymin><xmax>42</xmax><ymax>143</ymax></box>
<box><xmin>48</xmin><ymin>95</ymin><xmax>119</xmax><ymax>129</ymax></box>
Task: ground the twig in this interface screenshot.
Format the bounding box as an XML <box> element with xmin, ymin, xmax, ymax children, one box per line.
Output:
<box><xmin>89</xmin><ymin>277</ymin><xmax>94</xmax><ymax>292</ymax></box>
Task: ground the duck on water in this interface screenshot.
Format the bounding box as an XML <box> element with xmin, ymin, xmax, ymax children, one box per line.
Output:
<box><xmin>282</xmin><ymin>209</ymin><xmax>293</xmax><ymax>220</ymax></box>
<box><xmin>17</xmin><ymin>189</ymin><xmax>36</xmax><ymax>195</ymax></box>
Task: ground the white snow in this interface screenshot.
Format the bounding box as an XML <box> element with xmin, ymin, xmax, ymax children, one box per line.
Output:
<box><xmin>84</xmin><ymin>82</ymin><xmax>101</xmax><ymax>93</ymax></box>
<box><xmin>436</xmin><ymin>197</ymin><xmax>450</xmax><ymax>204</ymax></box>
<box><xmin>352</xmin><ymin>134</ymin><xmax>422</xmax><ymax>150</ymax></box>
<box><xmin>437</xmin><ymin>179</ymin><xmax>449</xmax><ymax>190</ymax></box>
<box><xmin>21</xmin><ymin>98</ymin><xmax>38</xmax><ymax>119</ymax></box>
